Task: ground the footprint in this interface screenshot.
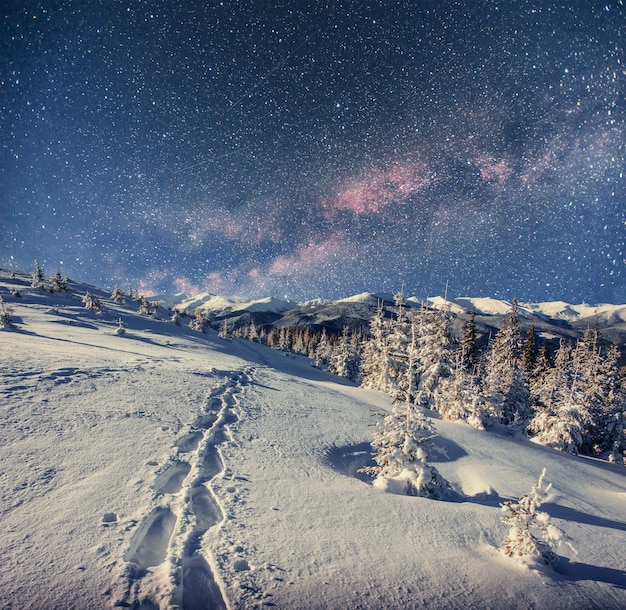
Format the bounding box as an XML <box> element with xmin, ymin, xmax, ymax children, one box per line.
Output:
<box><xmin>182</xmin><ymin>555</ymin><xmax>227</xmax><ymax>610</ymax></box>
<box><xmin>191</xmin><ymin>485</ymin><xmax>223</xmax><ymax>532</ymax></box>
<box><xmin>193</xmin><ymin>413</ymin><xmax>218</xmax><ymax>430</ymax></box>
<box><xmin>153</xmin><ymin>461</ymin><xmax>191</xmax><ymax>494</ymax></box>
<box><xmin>200</xmin><ymin>446</ymin><xmax>223</xmax><ymax>480</ymax></box>
<box><xmin>175</xmin><ymin>431</ymin><xmax>203</xmax><ymax>453</ymax></box>
<box><xmin>123</xmin><ymin>507</ymin><xmax>176</xmax><ymax>569</ymax></box>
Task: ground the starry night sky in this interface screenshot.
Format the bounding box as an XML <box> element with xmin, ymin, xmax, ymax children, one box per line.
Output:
<box><xmin>1</xmin><ymin>1</ymin><xmax>625</xmax><ymax>303</ymax></box>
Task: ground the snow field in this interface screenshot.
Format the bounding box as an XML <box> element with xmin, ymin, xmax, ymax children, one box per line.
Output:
<box><xmin>1</xmin><ymin>273</ymin><xmax>626</xmax><ymax>609</ymax></box>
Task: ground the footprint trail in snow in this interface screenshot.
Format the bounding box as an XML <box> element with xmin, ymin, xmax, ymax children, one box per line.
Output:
<box><xmin>116</xmin><ymin>367</ymin><xmax>253</xmax><ymax>609</ymax></box>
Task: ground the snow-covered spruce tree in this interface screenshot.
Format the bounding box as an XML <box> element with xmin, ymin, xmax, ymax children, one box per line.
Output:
<box><xmin>218</xmin><ymin>318</ymin><xmax>230</xmax><ymax>341</ymax></box>
<box><xmin>111</xmin><ymin>285</ymin><xmax>125</xmax><ymax>304</ymax></box>
<box><xmin>31</xmin><ymin>259</ymin><xmax>45</xmax><ymax>289</ymax></box>
<box><xmin>459</xmin><ymin>309</ymin><xmax>480</xmax><ymax>371</ymax></box>
<box><xmin>529</xmin><ymin>339</ymin><xmax>592</xmax><ymax>454</ymax></box>
<box><xmin>82</xmin><ymin>291</ymin><xmax>103</xmax><ymax>313</ymax></box>
<box><xmin>314</xmin><ymin>327</ymin><xmax>333</xmax><ymax>369</ymax></box>
<box><xmin>522</xmin><ymin>324</ymin><xmax>537</xmax><ymax>377</ymax></box>
<box><xmin>138</xmin><ymin>295</ymin><xmax>151</xmax><ymax>315</ymax></box>
<box><xmin>189</xmin><ymin>307</ymin><xmax>210</xmax><ymax>332</ymax></box>
<box><xmin>501</xmin><ymin>469</ymin><xmax>574</xmax><ymax>567</ymax></box>
<box><xmin>360</xmin><ymin>398</ymin><xmax>451</xmax><ymax>498</ymax></box>
<box><xmin>0</xmin><ymin>296</ymin><xmax>17</xmax><ymax>330</ymax></box>
<box><xmin>361</xmin><ymin>302</ymin><xmax>396</xmax><ymax>394</ymax></box>
<box><xmin>329</xmin><ymin>326</ymin><xmax>361</xmax><ymax>381</ymax></box>
<box><xmin>482</xmin><ymin>300</ymin><xmax>530</xmax><ymax>430</ymax></box>
<box><xmin>170</xmin><ymin>309</ymin><xmax>182</xmax><ymax>326</ymax></box>
<box><xmin>51</xmin><ymin>269</ymin><xmax>69</xmax><ymax>293</ymax></box>
<box><xmin>595</xmin><ymin>342</ymin><xmax>625</xmax><ymax>462</ymax></box>
<box><xmin>414</xmin><ymin>305</ymin><xmax>456</xmax><ymax>413</ymax></box>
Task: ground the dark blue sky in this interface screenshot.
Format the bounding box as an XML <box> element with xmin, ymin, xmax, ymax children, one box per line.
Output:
<box><xmin>1</xmin><ymin>1</ymin><xmax>624</xmax><ymax>303</ymax></box>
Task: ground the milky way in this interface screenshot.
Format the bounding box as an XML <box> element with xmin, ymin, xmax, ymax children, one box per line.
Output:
<box><xmin>1</xmin><ymin>1</ymin><xmax>625</xmax><ymax>303</ymax></box>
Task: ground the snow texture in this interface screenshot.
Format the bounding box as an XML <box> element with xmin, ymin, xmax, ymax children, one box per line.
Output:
<box><xmin>1</xmin><ymin>269</ymin><xmax>626</xmax><ymax>609</ymax></box>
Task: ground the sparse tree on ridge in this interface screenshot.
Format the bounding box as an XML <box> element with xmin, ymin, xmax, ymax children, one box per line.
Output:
<box><xmin>82</xmin><ymin>291</ymin><xmax>103</xmax><ymax>313</ymax></box>
<box><xmin>111</xmin><ymin>285</ymin><xmax>125</xmax><ymax>304</ymax></box>
<box><xmin>51</xmin><ymin>269</ymin><xmax>69</xmax><ymax>293</ymax></box>
<box><xmin>31</xmin><ymin>259</ymin><xmax>45</xmax><ymax>289</ymax></box>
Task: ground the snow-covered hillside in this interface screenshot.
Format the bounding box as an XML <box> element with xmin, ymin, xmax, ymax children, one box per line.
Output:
<box><xmin>1</xmin><ymin>271</ymin><xmax>625</xmax><ymax>609</ymax></box>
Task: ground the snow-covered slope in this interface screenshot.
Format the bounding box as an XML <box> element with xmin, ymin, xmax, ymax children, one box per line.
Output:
<box><xmin>1</xmin><ymin>271</ymin><xmax>626</xmax><ymax>609</ymax></box>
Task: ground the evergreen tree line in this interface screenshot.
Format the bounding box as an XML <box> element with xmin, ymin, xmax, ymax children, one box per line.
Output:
<box><xmin>226</xmin><ymin>294</ymin><xmax>625</xmax><ymax>465</ymax></box>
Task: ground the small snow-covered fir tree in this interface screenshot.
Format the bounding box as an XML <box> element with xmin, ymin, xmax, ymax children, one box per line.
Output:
<box><xmin>138</xmin><ymin>295</ymin><xmax>151</xmax><ymax>315</ymax></box>
<box><xmin>51</xmin><ymin>269</ymin><xmax>69</xmax><ymax>293</ymax></box>
<box><xmin>82</xmin><ymin>291</ymin><xmax>103</xmax><ymax>313</ymax></box>
<box><xmin>361</xmin><ymin>398</ymin><xmax>451</xmax><ymax>498</ymax></box>
<box><xmin>31</xmin><ymin>259</ymin><xmax>45</xmax><ymax>289</ymax></box>
<box><xmin>170</xmin><ymin>309</ymin><xmax>182</xmax><ymax>326</ymax></box>
<box><xmin>111</xmin><ymin>285</ymin><xmax>125</xmax><ymax>304</ymax></box>
<box><xmin>500</xmin><ymin>469</ymin><xmax>574</xmax><ymax>567</ymax></box>
<box><xmin>0</xmin><ymin>296</ymin><xmax>17</xmax><ymax>330</ymax></box>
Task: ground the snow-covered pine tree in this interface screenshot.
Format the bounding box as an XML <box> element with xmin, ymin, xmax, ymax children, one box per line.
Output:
<box><xmin>522</xmin><ymin>324</ymin><xmax>537</xmax><ymax>377</ymax></box>
<box><xmin>218</xmin><ymin>318</ymin><xmax>230</xmax><ymax>341</ymax></box>
<box><xmin>329</xmin><ymin>326</ymin><xmax>361</xmax><ymax>381</ymax></box>
<box><xmin>31</xmin><ymin>259</ymin><xmax>45</xmax><ymax>289</ymax></box>
<box><xmin>529</xmin><ymin>339</ymin><xmax>590</xmax><ymax>454</ymax></box>
<box><xmin>482</xmin><ymin>300</ymin><xmax>530</xmax><ymax>430</ymax></box>
<box><xmin>138</xmin><ymin>295</ymin><xmax>151</xmax><ymax>315</ymax></box>
<box><xmin>170</xmin><ymin>309</ymin><xmax>182</xmax><ymax>326</ymax></box>
<box><xmin>361</xmin><ymin>302</ymin><xmax>395</xmax><ymax>394</ymax></box>
<box><xmin>51</xmin><ymin>269</ymin><xmax>68</xmax><ymax>293</ymax></box>
<box><xmin>360</xmin><ymin>397</ymin><xmax>451</xmax><ymax>498</ymax></box>
<box><xmin>190</xmin><ymin>308</ymin><xmax>210</xmax><ymax>332</ymax></box>
<box><xmin>459</xmin><ymin>309</ymin><xmax>480</xmax><ymax>371</ymax></box>
<box><xmin>414</xmin><ymin>305</ymin><xmax>455</xmax><ymax>413</ymax></box>
<box><xmin>500</xmin><ymin>468</ymin><xmax>574</xmax><ymax>567</ymax></box>
<box><xmin>595</xmin><ymin>341</ymin><xmax>625</xmax><ymax>461</ymax></box>
<box><xmin>111</xmin><ymin>285</ymin><xmax>125</xmax><ymax>304</ymax></box>
<box><xmin>314</xmin><ymin>328</ymin><xmax>332</xmax><ymax>369</ymax></box>
<box><xmin>82</xmin><ymin>291</ymin><xmax>103</xmax><ymax>313</ymax></box>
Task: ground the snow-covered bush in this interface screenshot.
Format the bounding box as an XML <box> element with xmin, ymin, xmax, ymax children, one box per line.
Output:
<box><xmin>361</xmin><ymin>398</ymin><xmax>451</xmax><ymax>499</ymax></box>
<box><xmin>0</xmin><ymin>296</ymin><xmax>17</xmax><ymax>330</ymax></box>
<box><xmin>500</xmin><ymin>468</ymin><xmax>574</xmax><ymax>567</ymax></box>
